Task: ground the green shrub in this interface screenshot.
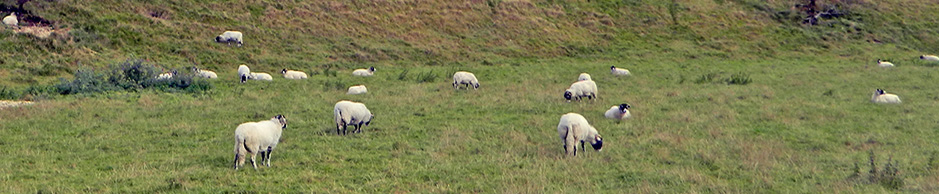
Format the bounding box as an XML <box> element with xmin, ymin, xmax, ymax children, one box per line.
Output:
<box><xmin>55</xmin><ymin>59</ymin><xmax>212</xmax><ymax>95</ymax></box>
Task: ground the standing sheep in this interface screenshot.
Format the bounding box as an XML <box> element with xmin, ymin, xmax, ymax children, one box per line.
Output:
<box><xmin>334</xmin><ymin>100</ymin><xmax>374</xmax><ymax>135</ymax></box>
<box><xmin>452</xmin><ymin>71</ymin><xmax>480</xmax><ymax>90</ymax></box>
<box><xmin>604</xmin><ymin>103</ymin><xmax>632</xmax><ymax>120</ymax></box>
<box><xmin>238</xmin><ymin>64</ymin><xmax>251</xmax><ymax>78</ymax></box>
<box><xmin>564</xmin><ymin>80</ymin><xmax>598</xmax><ymax>102</ymax></box>
<box><xmin>557</xmin><ymin>113</ymin><xmax>603</xmax><ymax>156</ymax></box>
<box><xmin>871</xmin><ymin>89</ymin><xmax>901</xmax><ymax>104</ymax></box>
<box><xmin>216</xmin><ymin>31</ymin><xmax>244</xmax><ymax>47</ymax></box>
<box><xmin>611</xmin><ymin>66</ymin><xmax>631</xmax><ymax>76</ymax></box>
<box><xmin>578</xmin><ymin>73</ymin><xmax>591</xmax><ymax>81</ymax></box>
<box><xmin>352</xmin><ymin>67</ymin><xmax>375</xmax><ymax>77</ymax></box>
<box><xmin>281</xmin><ymin>69</ymin><xmax>308</xmax><ymax>79</ymax></box>
<box><xmin>876</xmin><ymin>59</ymin><xmax>895</xmax><ymax>68</ymax></box>
<box><xmin>192</xmin><ymin>67</ymin><xmax>218</xmax><ymax>79</ymax></box>
<box><xmin>3</xmin><ymin>13</ymin><xmax>16</xmax><ymax>28</ymax></box>
<box><xmin>233</xmin><ymin>115</ymin><xmax>288</xmax><ymax>170</ymax></box>
<box><xmin>347</xmin><ymin>85</ymin><xmax>367</xmax><ymax>95</ymax></box>
<box><xmin>920</xmin><ymin>55</ymin><xmax>939</xmax><ymax>62</ymax></box>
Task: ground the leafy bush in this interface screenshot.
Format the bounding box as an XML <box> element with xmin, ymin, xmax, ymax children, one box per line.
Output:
<box><xmin>55</xmin><ymin>59</ymin><xmax>212</xmax><ymax>95</ymax></box>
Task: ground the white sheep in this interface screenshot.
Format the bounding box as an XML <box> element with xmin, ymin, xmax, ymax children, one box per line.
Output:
<box><xmin>3</xmin><ymin>13</ymin><xmax>16</xmax><ymax>28</ymax></box>
<box><xmin>876</xmin><ymin>59</ymin><xmax>895</xmax><ymax>68</ymax></box>
<box><xmin>452</xmin><ymin>71</ymin><xmax>479</xmax><ymax>90</ymax></box>
<box><xmin>347</xmin><ymin>85</ymin><xmax>367</xmax><ymax>95</ymax></box>
<box><xmin>233</xmin><ymin>115</ymin><xmax>287</xmax><ymax>170</ymax></box>
<box><xmin>192</xmin><ymin>67</ymin><xmax>218</xmax><ymax>79</ymax></box>
<box><xmin>281</xmin><ymin>69</ymin><xmax>308</xmax><ymax>79</ymax></box>
<box><xmin>156</xmin><ymin>70</ymin><xmax>176</xmax><ymax>80</ymax></box>
<box><xmin>920</xmin><ymin>55</ymin><xmax>939</xmax><ymax>62</ymax></box>
<box><xmin>604</xmin><ymin>103</ymin><xmax>632</xmax><ymax>120</ymax></box>
<box><xmin>564</xmin><ymin>80</ymin><xmax>598</xmax><ymax>102</ymax></box>
<box><xmin>352</xmin><ymin>67</ymin><xmax>375</xmax><ymax>76</ymax></box>
<box><xmin>241</xmin><ymin>72</ymin><xmax>273</xmax><ymax>83</ymax></box>
<box><xmin>334</xmin><ymin>100</ymin><xmax>374</xmax><ymax>135</ymax></box>
<box><xmin>871</xmin><ymin>89</ymin><xmax>901</xmax><ymax>104</ymax></box>
<box><xmin>238</xmin><ymin>64</ymin><xmax>251</xmax><ymax>78</ymax></box>
<box><xmin>611</xmin><ymin>66</ymin><xmax>631</xmax><ymax>76</ymax></box>
<box><xmin>216</xmin><ymin>31</ymin><xmax>243</xmax><ymax>47</ymax></box>
<box><xmin>578</xmin><ymin>73</ymin><xmax>591</xmax><ymax>81</ymax></box>
<box><xmin>557</xmin><ymin>113</ymin><xmax>603</xmax><ymax>156</ymax></box>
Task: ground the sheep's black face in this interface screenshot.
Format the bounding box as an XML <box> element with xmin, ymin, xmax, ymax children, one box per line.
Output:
<box><xmin>618</xmin><ymin>103</ymin><xmax>630</xmax><ymax>112</ymax></box>
<box><xmin>369</xmin><ymin>67</ymin><xmax>375</xmax><ymax>72</ymax></box>
<box><xmin>282</xmin><ymin>69</ymin><xmax>287</xmax><ymax>74</ymax></box>
<box><xmin>564</xmin><ymin>91</ymin><xmax>572</xmax><ymax>100</ymax></box>
<box><xmin>215</xmin><ymin>36</ymin><xmax>222</xmax><ymax>42</ymax></box>
<box><xmin>473</xmin><ymin>83</ymin><xmax>479</xmax><ymax>89</ymax></box>
<box><xmin>610</xmin><ymin>66</ymin><xmax>615</xmax><ymax>70</ymax></box>
<box><xmin>921</xmin><ymin>56</ymin><xmax>926</xmax><ymax>59</ymax></box>
<box><xmin>275</xmin><ymin>115</ymin><xmax>288</xmax><ymax>129</ymax></box>
<box><xmin>876</xmin><ymin>89</ymin><xmax>885</xmax><ymax>95</ymax></box>
<box><xmin>241</xmin><ymin>75</ymin><xmax>247</xmax><ymax>83</ymax></box>
<box><xmin>591</xmin><ymin>136</ymin><xmax>603</xmax><ymax>151</ymax></box>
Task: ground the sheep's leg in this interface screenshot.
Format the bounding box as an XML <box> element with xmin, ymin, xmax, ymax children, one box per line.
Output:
<box><xmin>249</xmin><ymin>152</ymin><xmax>258</xmax><ymax>169</ymax></box>
<box><xmin>264</xmin><ymin>147</ymin><xmax>273</xmax><ymax>167</ymax></box>
<box><xmin>354</xmin><ymin>124</ymin><xmax>362</xmax><ymax>133</ymax></box>
<box><xmin>259</xmin><ymin>151</ymin><xmax>267</xmax><ymax>166</ymax></box>
<box><xmin>233</xmin><ymin>154</ymin><xmax>240</xmax><ymax>170</ymax></box>
<box><xmin>580</xmin><ymin>140</ymin><xmax>586</xmax><ymax>154</ymax></box>
<box><xmin>564</xmin><ymin>128</ymin><xmax>577</xmax><ymax>156</ymax></box>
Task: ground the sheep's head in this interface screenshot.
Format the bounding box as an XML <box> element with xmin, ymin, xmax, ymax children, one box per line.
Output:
<box><xmin>215</xmin><ymin>36</ymin><xmax>223</xmax><ymax>43</ymax></box>
<box><xmin>368</xmin><ymin>67</ymin><xmax>376</xmax><ymax>72</ymax></box>
<box><xmin>875</xmin><ymin>89</ymin><xmax>885</xmax><ymax>95</ymax></box>
<box><xmin>610</xmin><ymin>66</ymin><xmax>615</xmax><ymax>70</ymax></box>
<box><xmin>618</xmin><ymin>103</ymin><xmax>630</xmax><ymax>113</ymax></box>
<box><xmin>273</xmin><ymin>115</ymin><xmax>287</xmax><ymax>129</ymax></box>
<box><xmin>365</xmin><ymin>114</ymin><xmax>374</xmax><ymax>126</ymax></box>
<box><xmin>590</xmin><ymin>135</ymin><xmax>603</xmax><ymax>151</ymax></box>
<box><xmin>877</xmin><ymin>59</ymin><xmax>883</xmax><ymax>63</ymax></box>
<box><xmin>240</xmin><ymin>75</ymin><xmax>247</xmax><ymax>83</ymax></box>
<box><xmin>191</xmin><ymin>67</ymin><xmax>199</xmax><ymax>72</ymax></box>
<box><xmin>564</xmin><ymin>90</ymin><xmax>573</xmax><ymax>101</ymax></box>
<box><xmin>921</xmin><ymin>55</ymin><xmax>926</xmax><ymax>59</ymax></box>
<box><xmin>281</xmin><ymin>69</ymin><xmax>288</xmax><ymax>74</ymax></box>
<box><xmin>473</xmin><ymin>82</ymin><xmax>479</xmax><ymax>89</ymax></box>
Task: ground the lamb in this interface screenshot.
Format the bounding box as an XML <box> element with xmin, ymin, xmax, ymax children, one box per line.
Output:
<box><xmin>920</xmin><ymin>55</ymin><xmax>939</xmax><ymax>62</ymax></box>
<box><xmin>241</xmin><ymin>72</ymin><xmax>273</xmax><ymax>83</ymax></box>
<box><xmin>611</xmin><ymin>66</ymin><xmax>631</xmax><ymax>76</ymax></box>
<box><xmin>452</xmin><ymin>71</ymin><xmax>479</xmax><ymax>90</ymax></box>
<box><xmin>604</xmin><ymin>103</ymin><xmax>632</xmax><ymax>120</ymax></box>
<box><xmin>238</xmin><ymin>64</ymin><xmax>251</xmax><ymax>78</ymax></box>
<box><xmin>871</xmin><ymin>89</ymin><xmax>901</xmax><ymax>104</ymax></box>
<box><xmin>578</xmin><ymin>73</ymin><xmax>591</xmax><ymax>81</ymax></box>
<box><xmin>564</xmin><ymin>80</ymin><xmax>598</xmax><ymax>102</ymax></box>
<box><xmin>334</xmin><ymin>100</ymin><xmax>374</xmax><ymax>135</ymax></box>
<box><xmin>233</xmin><ymin>115</ymin><xmax>288</xmax><ymax>170</ymax></box>
<box><xmin>876</xmin><ymin>59</ymin><xmax>895</xmax><ymax>68</ymax></box>
<box><xmin>557</xmin><ymin>113</ymin><xmax>603</xmax><ymax>156</ymax></box>
<box><xmin>347</xmin><ymin>85</ymin><xmax>367</xmax><ymax>95</ymax></box>
<box><xmin>2</xmin><ymin>13</ymin><xmax>16</xmax><ymax>28</ymax></box>
<box><xmin>352</xmin><ymin>67</ymin><xmax>375</xmax><ymax>76</ymax></box>
<box><xmin>192</xmin><ymin>67</ymin><xmax>218</xmax><ymax>79</ymax></box>
<box><xmin>281</xmin><ymin>69</ymin><xmax>308</xmax><ymax>79</ymax></box>
<box><xmin>215</xmin><ymin>31</ymin><xmax>243</xmax><ymax>47</ymax></box>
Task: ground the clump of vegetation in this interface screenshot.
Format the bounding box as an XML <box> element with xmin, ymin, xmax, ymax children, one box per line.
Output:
<box><xmin>54</xmin><ymin>59</ymin><xmax>211</xmax><ymax>95</ymax></box>
<box><xmin>725</xmin><ymin>73</ymin><xmax>752</xmax><ymax>85</ymax></box>
<box><xmin>415</xmin><ymin>70</ymin><xmax>438</xmax><ymax>83</ymax></box>
<box><xmin>852</xmin><ymin>150</ymin><xmax>904</xmax><ymax>190</ymax></box>
<box><xmin>398</xmin><ymin>69</ymin><xmax>410</xmax><ymax>81</ymax></box>
<box><xmin>694</xmin><ymin>73</ymin><xmax>719</xmax><ymax>84</ymax></box>
<box><xmin>693</xmin><ymin>72</ymin><xmax>752</xmax><ymax>85</ymax></box>
<box><xmin>323</xmin><ymin>79</ymin><xmax>347</xmax><ymax>91</ymax></box>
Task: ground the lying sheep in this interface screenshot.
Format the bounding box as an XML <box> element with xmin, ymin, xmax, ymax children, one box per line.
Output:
<box><xmin>192</xmin><ymin>67</ymin><xmax>218</xmax><ymax>79</ymax></box>
<box><xmin>216</xmin><ymin>31</ymin><xmax>243</xmax><ymax>47</ymax></box>
<box><xmin>241</xmin><ymin>72</ymin><xmax>273</xmax><ymax>83</ymax></box>
<box><xmin>871</xmin><ymin>89</ymin><xmax>901</xmax><ymax>104</ymax></box>
<box><xmin>347</xmin><ymin>85</ymin><xmax>367</xmax><ymax>95</ymax></box>
<box><xmin>452</xmin><ymin>71</ymin><xmax>479</xmax><ymax>90</ymax></box>
<box><xmin>611</xmin><ymin>66</ymin><xmax>631</xmax><ymax>76</ymax></box>
<box><xmin>920</xmin><ymin>55</ymin><xmax>939</xmax><ymax>62</ymax></box>
<box><xmin>557</xmin><ymin>113</ymin><xmax>603</xmax><ymax>156</ymax></box>
<box><xmin>238</xmin><ymin>64</ymin><xmax>251</xmax><ymax>78</ymax></box>
<box><xmin>604</xmin><ymin>103</ymin><xmax>632</xmax><ymax>120</ymax></box>
<box><xmin>3</xmin><ymin>13</ymin><xmax>16</xmax><ymax>28</ymax></box>
<box><xmin>281</xmin><ymin>69</ymin><xmax>308</xmax><ymax>79</ymax></box>
<box><xmin>352</xmin><ymin>67</ymin><xmax>375</xmax><ymax>76</ymax></box>
<box><xmin>233</xmin><ymin>115</ymin><xmax>288</xmax><ymax>170</ymax></box>
<box><xmin>578</xmin><ymin>73</ymin><xmax>591</xmax><ymax>81</ymax></box>
<box><xmin>156</xmin><ymin>70</ymin><xmax>176</xmax><ymax>80</ymax></box>
<box><xmin>876</xmin><ymin>59</ymin><xmax>895</xmax><ymax>68</ymax></box>
<box><xmin>564</xmin><ymin>80</ymin><xmax>598</xmax><ymax>102</ymax></box>
<box><xmin>334</xmin><ymin>100</ymin><xmax>374</xmax><ymax>135</ymax></box>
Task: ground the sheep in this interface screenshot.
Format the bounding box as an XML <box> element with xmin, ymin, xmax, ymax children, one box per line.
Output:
<box><xmin>557</xmin><ymin>113</ymin><xmax>603</xmax><ymax>156</ymax></box>
<box><xmin>281</xmin><ymin>69</ymin><xmax>308</xmax><ymax>79</ymax></box>
<box><xmin>452</xmin><ymin>71</ymin><xmax>479</xmax><ymax>90</ymax></box>
<box><xmin>192</xmin><ymin>67</ymin><xmax>218</xmax><ymax>79</ymax></box>
<box><xmin>920</xmin><ymin>55</ymin><xmax>939</xmax><ymax>62</ymax></box>
<box><xmin>611</xmin><ymin>66</ymin><xmax>631</xmax><ymax>76</ymax></box>
<box><xmin>238</xmin><ymin>64</ymin><xmax>251</xmax><ymax>78</ymax></box>
<box><xmin>215</xmin><ymin>31</ymin><xmax>243</xmax><ymax>47</ymax></box>
<box><xmin>876</xmin><ymin>59</ymin><xmax>895</xmax><ymax>68</ymax></box>
<box><xmin>241</xmin><ymin>72</ymin><xmax>273</xmax><ymax>83</ymax></box>
<box><xmin>233</xmin><ymin>115</ymin><xmax>288</xmax><ymax>170</ymax></box>
<box><xmin>334</xmin><ymin>100</ymin><xmax>374</xmax><ymax>135</ymax></box>
<box><xmin>563</xmin><ymin>80</ymin><xmax>598</xmax><ymax>102</ymax></box>
<box><xmin>347</xmin><ymin>85</ymin><xmax>367</xmax><ymax>95</ymax></box>
<box><xmin>604</xmin><ymin>103</ymin><xmax>632</xmax><ymax>120</ymax></box>
<box><xmin>156</xmin><ymin>70</ymin><xmax>176</xmax><ymax>80</ymax></box>
<box><xmin>352</xmin><ymin>67</ymin><xmax>375</xmax><ymax>77</ymax></box>
<box><xmin>578</xmin><ymin>73</ymin><xmax>591</xmax><ymax>81</ymax></box>
<box><xmin>871</xmin><ymin>89</ymin><xmax>901</xmax><ymax>104</ymax></box>
<box><xmin>3</xmin><ymin>13</ymin><xmax>16</xmax><ymax>28</ymax></box>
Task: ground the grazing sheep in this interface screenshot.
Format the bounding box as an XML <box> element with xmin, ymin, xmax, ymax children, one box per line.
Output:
<box><xmin>452</xmin><ymin>71</ymin><xmax>479</xmax><ymax>90</ymax></box>
<box><xmin>876</xmin><ymin>59</ymin><xmax>895</xmax><ymax>68</ymax></box>
<box><xmin>611</xmin><ymin>66</ymin><xmax>631</xmax><ymax>76</ymax></box>
<box><xmin>238</xmin><ymin>64</ymin><xmax>251</xmax><ymax>78</ymax></box>
<box><xmin>871</xmin><ymin>89</ymin><xmax>901</xmax><ymax>104</ymax></box>
<box><xmin>216</xmin><ymin>31</ymin><xmax>243</xmax><ymax>47</ymax></box>
<box><xmin>281</xmin><ymin>69</ymin><xmax>308</xmax><ymax>79</ymax></box>
<box><xmin>578</xmin><ymin>73</ymin><xmax>591</xmax><ymax>81</ymax></box>
<box><xmin>352</xmin><ymin>67</ymin><xmax>375</xmax><ymax>77</ymax></box>
<box><xmin>233</xmin><ymin>115</ymin><xmax>288</xmax><ymax>170</ymax></box>
<box><xmin>347</xmin><ymin>85</ymin><xmax>367</xmax><ymax>95</ymax></box>
<box><xmin>564</xmin><ymin>80</ymin><xmax>598</xmax><ymax>102</ymax></box>
<box><xmin>334</xmin><ymin>100</ymin><xmax>374</xmax><ymax>135</ymax></box>
<box><xmin>604</xmin><ymin>103</ymin><xmax>632</xmax><ymax>120</ymax></box>
<box><xmin>3</xmin><ymin>13</ymin><xmax>16</xmax><ymax>28</ymax></box>
<box><xmin>557</xmin><ymin>113</ymin><xmax>603</xmax><ymax>156</ymax></box>
<box><xmin>192</xmin><ymin>67</ymin><xmax>218</xmax><ymax>79</ymax></box>
<box><xmin>920</xmin><ymin>55</ymin><xmax>939</xmax><ymax>62</ymax></box>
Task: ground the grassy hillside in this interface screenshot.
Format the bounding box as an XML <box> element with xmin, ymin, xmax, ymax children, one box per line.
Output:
<box><xmin>2</xmin><ymin>0</ymin><xmax>939</xmax><ymax>193</ymax></box>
